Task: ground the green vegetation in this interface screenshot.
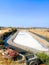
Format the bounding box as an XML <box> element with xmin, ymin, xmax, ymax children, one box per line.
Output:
<box><xmin>0</xmin><ymin>28</ymin><xmax>17</xmax><ymax>50</ymax></box>
<box><xmin>37</xmin><ymin>52</ymin><xmax>49</xmax><ymax>65</ymax></box>
<box><xmin>0</xmin><ymin>39</ymin><xmax>4</xmax><ymax>45</ymax></box>
<box><xmin>11</xmin><ymin>28</ymin><xmax>17</xmax><ymax>35</ymax></box>
<box><xmin>2</xmin><ymin>28</ymin><xmax>17</xmax><ymax>40</ymax></box>
<box><xmin>0</xmin><ymin>38</ymin><xmax>5</xmax><ymax>49</ymax></box>
<box><xmin>0</xmin><ymin>45</ymin><xmax>5</xmax><ymax>49</ymax></box>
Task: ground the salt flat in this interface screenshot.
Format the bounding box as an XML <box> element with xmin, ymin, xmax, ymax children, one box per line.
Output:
<box><xmin>13</xmin><ymin>30</ymin><xmax>48</xmax><ymax>51</ymax></box>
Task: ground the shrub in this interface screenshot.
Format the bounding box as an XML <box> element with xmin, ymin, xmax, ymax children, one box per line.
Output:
<box><xmin>37</xmin><ymin>52</ymin><xmax>49</xmax><ymax>65</ymax></box>
<box><xmin>0</xmin><ymin>39</ymin><xmax>4</xmax><ymax>45</ymax></box>
<box><xmin>0</xmin><ymin>45</ymin><xmax>5</xmax><ymax>49</ymax></box>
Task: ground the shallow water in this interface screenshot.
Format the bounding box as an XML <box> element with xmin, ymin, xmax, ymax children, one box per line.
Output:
<box><xmin>4</xmin><ymin>35</ymin><xmax>12</xmax><ymax>46</ymax></box>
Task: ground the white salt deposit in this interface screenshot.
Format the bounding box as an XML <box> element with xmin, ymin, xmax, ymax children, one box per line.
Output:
<box><xmin>13</xmin><ymin>31</ymin><xmax>48</xmax><ymax>51</ymax></box>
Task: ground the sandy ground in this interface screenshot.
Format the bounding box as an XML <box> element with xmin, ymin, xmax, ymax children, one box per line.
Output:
<box><xmin>29</xmin><ymin>29</ymin><xmax>49</xmax><ymax>38</ymax></box>
<box><xmin>0</xmin><ymin>28</ymin><xmax>12</xmax><ymax>36</ymax></box>
<box><xmin>13</xmin><ymin>30</ymin><xmax>48</xmax><ymax>51</ymax></box>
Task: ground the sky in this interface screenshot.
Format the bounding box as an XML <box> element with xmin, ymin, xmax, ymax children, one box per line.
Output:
<box><xmin>0</xmin><ymin>0</ymin><xmax>49</xmax><ymax>27</ymax></box>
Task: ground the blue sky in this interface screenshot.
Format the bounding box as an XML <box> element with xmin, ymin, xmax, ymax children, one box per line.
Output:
<box><xmin>0</xmin><ymin>0</ymin><xmax>49</xmax><ymax>27</ymax></box>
